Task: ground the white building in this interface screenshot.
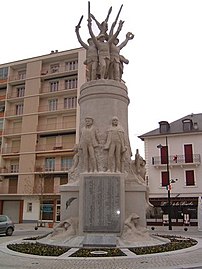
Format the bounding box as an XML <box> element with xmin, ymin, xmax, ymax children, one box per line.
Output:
<box><xmin>139</xmin><ymin>113</ymin><xmax>202</xmax><ymax>226</ymax></box>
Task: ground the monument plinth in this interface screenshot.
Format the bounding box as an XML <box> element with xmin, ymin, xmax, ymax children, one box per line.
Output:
<box><xmin>79</xmin><ymin>79</ymin><xmax>129</xmax><ymax>137</ymax></box>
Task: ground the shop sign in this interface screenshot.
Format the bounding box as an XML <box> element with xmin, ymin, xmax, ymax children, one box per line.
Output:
<box><xmin>161</xmin><ymin>201</ymin><xmax>194</xmax><ymax>207</ymax></box>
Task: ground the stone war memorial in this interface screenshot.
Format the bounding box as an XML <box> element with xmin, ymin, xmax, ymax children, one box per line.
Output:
<box><xmin>48</xmin><ymin>2</ymin><xmax>157</xmax><ymax>247</ymax></box>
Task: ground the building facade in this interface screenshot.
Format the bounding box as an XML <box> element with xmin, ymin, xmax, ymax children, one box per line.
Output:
<box><xmin>0</xmin><ymin>48</ymin><xmax>86</xmax><ymax>223</ymax></box>
<box><xmin>139</xmin><ymin>113</ymin><xmax>202</xmax><ymax>226</ymax></box>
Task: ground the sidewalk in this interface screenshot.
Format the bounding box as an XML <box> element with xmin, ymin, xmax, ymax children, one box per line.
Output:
<box><xmin>14</xmin><ymin>222</ymin><xmax>53</xmax><ymax>232</ymax></box>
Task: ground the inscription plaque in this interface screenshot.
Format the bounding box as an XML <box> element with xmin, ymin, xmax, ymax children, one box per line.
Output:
<box><xmin>83</xmin><ymin>175</ymin><xmax>121</xmax><ymax>232</ymax></box>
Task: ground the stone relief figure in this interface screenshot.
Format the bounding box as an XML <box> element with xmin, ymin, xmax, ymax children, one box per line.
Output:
<box><xmin>50</xmin><ymin>217</ymin><xmax>78</xmax><ymax>238</ymax></box>
<box><xmin>104</xmin><ymin>116</ymin><xmax>127</xmax><ymax>172</ymax></box>
<box><xmin>121</xmin><ymin>213</ymin><xmax>150</xmax><ymax>242</ymax></box>
<box><xmin>75</xmin><ymin>17</ymin><xmax>98</xmax><ymax>81</ymax></box>
<box><xmin>79</xmin><ymin>117</ymin><xmax>99</xmax><ymax>172</ymax></box>
<box><xmin>131</xmin><ymin>149</ymin><xmax>154</xmax><ymax>210</ymax></box>
<box><xmin>109</xmin><ymin>32</ymin><xmax>134</xmax><ymax>81</ymax></box>
<box><xmin>69</xmin><ymin>144</ymin><xmax>80</xmax><ymax>174</ymax></box>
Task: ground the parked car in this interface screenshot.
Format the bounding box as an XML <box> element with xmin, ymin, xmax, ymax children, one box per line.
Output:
<box><xmin>0</xmin><ymin>215</ymin><xmax>15</xmax><ymax>236</ymax></box>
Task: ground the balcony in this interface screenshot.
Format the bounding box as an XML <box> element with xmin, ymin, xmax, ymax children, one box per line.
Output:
<box><xmin>5</xmin><ymin>108</ymin><xmax>23</xmax><ymax>117</ymax></box>
<box><xmin>34</xmin><ymin>164</ymin><xmax>70</xmax><ymax>173</ymax></box>
<box><xmin>36</xmin><ymin>143</ymin><xmax>74</xmax><ymax>152</ymax></box>
<box><xmin>0</xmin><ymin>165</ymin><xmax>19</xmax><ymax>174</ymax></box>
<box><xmin>38</xmin><ymin>103</ymin><xmax>77</xmax><ymax>114</ymax></box>
<box><xmin>0</xmin><ymin>78</ymin><xmax>7</xmax><ymax>85</ymax></box>
<box><xmin>3</xmin><ymin>126</ymin><xmax>22</xmax><ymax>135</ymax></box>
<box><xmin>40</xmin><ymin>63</ymin><xmax>78</xmax><ymax>80</ymax></box>
<box><xmin>8</xmin><ymin>74</ymin><xmax>26</xmax><ymax>85</ymax></box>
<box><xmin>152</xmin><ymin>154</ymin><xmax>201</xmax><ymax>167</ymax></box>
<box><xmin>37</xmin><ymin>122</ymin><xmax>76</xmax><ymax>133</ymax></box>
<box><xmin>40</xmin><ymin>85</ymin><xmax>77</xmax><ymax>95</ymax></box>
<box><xmin>2</xmin><ymin>146</ymin><xmax>20</xmax><ymax>155</ymax></box>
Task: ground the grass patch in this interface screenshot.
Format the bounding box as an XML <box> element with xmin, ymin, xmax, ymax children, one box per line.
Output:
<box><xmin>7</xmin><ymin>242</ymin><xmax>70</xmax><ymax>256</ymax></box>
<box><xmin>7</xmin><ymin>234</ymin><xmax>198</xmax><ymax>257</ymax></box>
<box><xmin>129</xmin><ymin>234</ymin><xmax>197</xmax><ymax>255</ymax></box>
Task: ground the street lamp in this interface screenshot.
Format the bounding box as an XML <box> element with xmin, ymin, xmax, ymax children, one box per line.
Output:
<box><xmin>157</xmin><ymin>136</ymin><xmax>172</xmax><ymax>230</ymax></box>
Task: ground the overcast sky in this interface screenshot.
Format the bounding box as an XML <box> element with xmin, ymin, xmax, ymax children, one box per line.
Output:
<box><xmin>1</xmin><ymin>0</ymin><xmax>202</xmax><ymax>157</ymax></box>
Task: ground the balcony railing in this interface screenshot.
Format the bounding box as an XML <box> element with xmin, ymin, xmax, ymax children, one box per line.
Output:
<box><xmin>3</xmin><ymin>126</ymin><xmax>22</xmax><ymax>135</ymax></box>
<box><xmin>152</xmin><ymin>154</ymin><xmax>201</xmax><ymax>166</ymax></box>
<box><xmin>40</xmin><ymin>85</ymin><xmax>77</xmax><ymax>94</ymax></box>
<box><xmin>40</xmin><ymin>64</ymin><xmax>78</xmax><ymax>77</ymax></box>
<box><xmin>38</xmin><ymin>102</ymin><xmax>77</xmax><ymax>113</ymax></box>
<box><xmin>36</xmin><ymin>143</ymin><xmax>74</xmax><ymax>152</ymax></box>
<box><xmin>0</xmin><ymin>165</ymin><xmax>19</xmax><ymax>174</ymax></box>
<box><xmin>2</xmin><ymin>146</ymin><xmax>20</xmax><ymax>154</ymax></box>
<box><xmin>35</xmin><ymin>164</ymin><xmax>70</xmax><ymax>173</ymax></box>
<box><xmin>37</xmin><ymin>122</ymin><xmax>76</xmax><ymax>132</ymax></box>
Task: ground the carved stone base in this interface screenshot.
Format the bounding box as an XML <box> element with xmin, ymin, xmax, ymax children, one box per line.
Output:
<box><xmin>79</xmin><ymin>173</ymin><xmax>125</xmax><ymax>235</ymax></box>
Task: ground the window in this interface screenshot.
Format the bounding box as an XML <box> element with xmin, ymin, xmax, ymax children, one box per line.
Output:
<box><xmin>48</xmin><ymin>99</ymin><xmax>58</xmax><ymax>111</ymax></box>
<box><xmin>182</xmin><ymin>119</ymin><xmax>193</xmax><ymax>131</ymax></box>
<box><xmin>18</xmin><ymin>71</ymin><xmax>26</xmax><ymax>80</ymax></box>
<box><xmin>0</xmin><ymin>105</ymin><xmax>5</xmax><ymax>112</ymax></box>
<box><xmin>47</xmin><ymin>117</ymin><xmax>57</xmax><ymax>130</ymax></box>
<box><xmin>185</xmin><ymin>170</ymin><xmax>195</xmax><ymax>186</ymax></box>
<box><xmin>161</xmin><ymin>171</ymin><xmax>169</xmax><ymax>187</ymax></box>
<box><xmin>184</xmin><ymin>144</ymin><xmax>193</xmax><ymax>163</ymax></box>
<box><xmin>61</xmin><ymin>157</ymin><xmax>73</xmax><ymax>171</ymax></box>
<box><xmin>64</xmin><ymin>97</ymin><xmax>77</xmax><ymax>109</ymax></box>
<box><xmin>17</xmin><ymin>86</ymin><xmax>25</xmax><ymax>97</ymax></box>
<box><xmin>50</xmin><ymin>81</ymin><xmax>59</xmax><ymax>92</ymax></box>
<box><xmin>16</xmin><ymin>104</ymin><xmax>23</xmax><ymax>115</ymax></box>
<box><xmin>50</xmin><ymin>64</ymin><xmax>59</xmax><ymax>73</ymax></box>
<box><xmin>0</xmin><ymin>215</ymin><xmax>7</xmax><ymax>222</ymax></box>
<box><xmin>60</xmin><ymin>175</ymin><xmax>68</xmax><ymax>185</ymax></box>
<box><xmin>27</xmin><ymin>202</ymin><xmax>32</xmax><ymax>212</ymax></box>
<box><xmin>159</xmin><ymin>121</ymin><xmax>170</xmax><ymax>133</ymax></box>
<box><xmin>44</xmin><ymin>177</ymin><xmax>54</xmax><ymax>193</ymax></box>
<box><xmin>45</xmin><ymin>158</ymin><xmax>55</xmax><ymax>171</ymax></box>
<box><xmin>10</xmin><ymin>164</ymin><xmax>19</xmax><ymax>173</ymax></box>
<box><xmin>8</xmin><ymin>177</ymin><xmax>18</xmax><ymax>194</ymax></box>
<box><xmin>41</xmin><ymin>200</ymin><xmax>53</xmax><ymax>220</ymax></box>
<box><xmin>0</xmin><ymin>119</ymin><xmax>3</xmax><ymax>131</ymax></box>
<box><xmin>65</xmin><ymin>78</ymin><xmax>77</xmax><ymax>89</ymax></box>
<box><xmin>65</xmin><ymin>60</ymin><xmax>78</xmax><ymax>71</ymax></box>
<box><xmin>160</xmin><ymin>146</ymin><xmax>168</xmax><ymax>164</ymax></box>
<box><xmin>0</xmin><ymin>67</ymin><xmax>8</xmax><ymax>80</ymax></box>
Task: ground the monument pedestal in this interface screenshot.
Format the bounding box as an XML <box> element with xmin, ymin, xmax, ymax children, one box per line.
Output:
<box><xmin>60</xmin><ymin>174</ymin><xmax>147</xmax><ymax>237</ymax></box>
<box><xmin>125</xmin><ymin>181</ymin><xmax>147</xmax><ymax>227</ymax></box>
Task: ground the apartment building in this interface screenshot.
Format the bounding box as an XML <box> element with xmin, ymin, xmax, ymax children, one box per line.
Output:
<box><xmin>139</xmin><ymin>113</ymin><xmax>202</xmax><ymax>226</ymax></box>
<box><xmin>0</xmin><ymin>47</ymin><xmax>86</xmax><ymax>223</ymax></box>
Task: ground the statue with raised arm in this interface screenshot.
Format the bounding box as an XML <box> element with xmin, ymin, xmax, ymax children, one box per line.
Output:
<box><xmin>109</xmin><ymin>32</ymin><xmax>134</xmax><ymax>81</ymax></box>
<box><xmin>90</xmin><ymin>6</ymin><xmax>112</xmax><ymax>41</ymax></box>
<box><xmin>75</xmin><ymin>16</ymin><xmax>98</xmax><ymax>81</ymax></box>
<box><xmin>88</xmin><ymin>18</ymin><xmax>124</xmax><ymax>79</ymax></box>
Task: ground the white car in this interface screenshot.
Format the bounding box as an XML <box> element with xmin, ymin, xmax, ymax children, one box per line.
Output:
<box><xmin>0</xmin><ymin>215</ymin><xmax>15</xmax><ymax>236</ymax></box>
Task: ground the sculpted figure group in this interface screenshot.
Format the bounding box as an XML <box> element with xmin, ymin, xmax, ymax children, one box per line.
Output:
<box><xmin>75</xmin><ymin>3</ymin><xmax>134</xmax><ymax>82</ymax></box>
<box><xmin>70</xmin><ymin>116</ymin><xmax>128</xmax><ymax>174</ymax></box>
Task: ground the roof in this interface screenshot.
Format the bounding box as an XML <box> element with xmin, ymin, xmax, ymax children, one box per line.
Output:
<box><xmin>139</xmin><ymin>113</ymin><xmax>202</xmax><ymax>140</ymax></box>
